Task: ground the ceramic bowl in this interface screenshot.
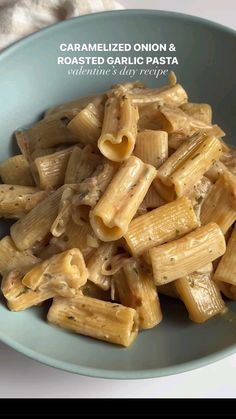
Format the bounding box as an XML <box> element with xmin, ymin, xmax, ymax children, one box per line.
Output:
<box><xmin>0</xmin><ymin>10</ymin><xmax>236</xmax><ymax>378</ymax></box>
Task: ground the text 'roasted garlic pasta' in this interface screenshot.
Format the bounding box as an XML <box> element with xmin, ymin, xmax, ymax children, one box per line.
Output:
<box><xmin>1</xmin><ymin>72</ymin><xmax>235</xmax><ymax>347</ymax></box>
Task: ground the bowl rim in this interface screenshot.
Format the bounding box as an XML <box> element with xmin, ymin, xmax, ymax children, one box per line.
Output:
<box><xmin>1</xmin><ymin>330</ymin><xmax>236</xmax><ymax>379</ymax></box>
<box><xmin>0</xmin><ymin>8</ymin><xmax>235</xmax><ymax>379</ymax></box>
<box><xmin>0</xmin><ymin>8</ymin><xmax>236</xmax><ymax>59</ymax></box>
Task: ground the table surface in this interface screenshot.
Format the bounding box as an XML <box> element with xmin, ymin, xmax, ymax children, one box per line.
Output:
<box><xmin>1</xmin><ymin>0</ymin><xmax>236</xmax><ymax>399</ymax></box>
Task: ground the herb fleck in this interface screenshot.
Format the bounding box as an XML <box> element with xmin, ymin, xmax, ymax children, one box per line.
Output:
<box><xmin>78</xmin><ymin>191</ymin><xmax>88</xmax><ymax>200</ymax></box>
<box><xmin>191</xmin><ymin>153</ymin><xmax>200</xmax><ymax>160</ymax></box>
<box><xmin>190</xmin><ymin>279</ymin><xmax>195</xmax><ymax>287</ymax></box>
<box><xmin>43</xmin><ymin>273</ymin><xmax>53</xmax><ymax>279</ymax></box>
<box><xmin>16</xmin><ymin>290</ymin><xmax>27</xmax><ymax>298</ymax></box>
<box><xmin>60</xmin><ymin>116</ymin><xmax>70</xmax><ymax>126</ymax></box>
<box><xmin>196</xmin><ymin>196</ymin><xmax>203</xmax><ymax>204</ymax></box>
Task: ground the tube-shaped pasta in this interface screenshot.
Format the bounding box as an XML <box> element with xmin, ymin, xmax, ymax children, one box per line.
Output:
<box><xmin>50</xmin><ymin>185</ymin><xmax>77</xmax><ymax>237</ymax></box>
<box><xmin>15</xmin><ymin>130</ymin><xmax>31</xmax><ymax>163</ymax></box>
<box><xmin>205</xmin><ymin>160</ymin><xmax>228</xmax><ymax>183</ymax></box>
<box><xmin>154</xmin><ymin>133</ymin><xmax>222</xmax><ymax>201</ymax></box>
<box><xmin>138</xmin><ymin>102</ymin><xmax>162</xmax><ymax>130</ymax></box>
<box><xmin>16</xmin><ymin>133</ymin><xmax>68</xmax><ymax>166</ymax></box>
<box><xmin>114</xmin><ymin>259</ymin><xmax>162</xmax><ymax>330</ymax></box>
<box><xmin>33</xmin><ymin>146</ymin><xmax>73</xmax><ymax>189</ymax></box>
<box><xmin>1</xmin><ymin>270</ymin><xmax>55</xmax><ymax>311</ymax></box>
<box><xmin>130</xmin><ymin>83</ymin><xmax>188</xmax><ymax>107</ymax></box>
<box><xmin>109</xmin><ymin>80</ymin><xmax>145</xmax><ymax>97</ymax></box>
<box><xmin>220</xmin><ymin>149</ymin><xmax>236</xmax><ymax>175</ymax></box>
<box><xmin>185</xmin><ymin>176</ymin><xmax>212</xmax><ymax>221</ymax></box>
<box><xmin>72</xmin><ymin>160</ymin><xmax>117</xmax><ymax>209</ymax></box>
<box><xmin>98</xmin><ymin>95</ymin><xmax>139</xmax><ymax>162</ymax></box>
<box><xmin>42</xmin><ymin>108</ymin><xmax>79</xmax><ymax>123</ymax></box>
<box><xmin>47</xmin><ymin>293</ymin><xmax>139</xmax><ymax>347</ymax></box>
<box><xmin>90</xmin><ymin>156</ymin><xmax>157</xmax><ymax>241</ymax></box>
<box><xmin>168</xmin><ymin>125</ymin><xmax>225</xmax><ymax>151</ymax></box>
<box><xmin>175</xmin><ymin>268</ymin><xmax>225</xmax><ymax>323</ymax></box>
<box><xmin>214</xmin><ymin>279</ymin><xmax>236</xmax><ymax>300</ymax></box>
<box><xmin>149</xmin><ymin>223</ymin><xmax>226</xmax><ymax>285</ymax></box>
<box><xmin>67</xmin><ymin>103</ymin><xmax>103</xmax><ymax>146</ymax></box>
<box><xmin>124</xmin><ymin>197</ymin><xmax>198</xmax><ymax>256</ymax></box>
<box><xmin>10</xmin><ymin>187</ymin><xmax>63</xmax><ymax>251</ymax></box>
<box><xmin>156</xmin><ymin>106</ymin><xmax>212</xmax><ymax>136</ymax></box>
<box><xmin>86</xmin><ymin>243</ymin><xmax>117</xmax><ymax>290</ymax></box>
<box><xmin>200</xmin><ymin>171</ymin><xmax>236</xmax><ymax>234</ymax></box>
<box><xmin>16</xmin><ymin>114</ymin><xmax>80</xmax><ymax>156</ymax></box>
<box><xmin>47</xmin><ymin>217</ymin><xmax>99</xmax><ymax>260</ymax></box>
<box><xmin>134</xmin><ymin>130</ymin><xmax>168</xmax><ymax>168</ymax></box>
<box><xmin>0</xmin><ymin>235</ymin><xmax>40</xmax><ymax>275</ymax></box>
<box><xmin>214</xmin><ymin>225</ymin><xmax>236</xmax><ymax>285</ymax></box>
<box><xmin>22</xmin><ymin>249</ymin><xmax>88</xmax><ymax>296</ymax></box>
<box><xmin>0</xmin><ymin>155</ymin><xmax>35</xmax><ymax>186</ymax></box>
<box><xmin>64</xmin><ymin>145</ymin><xmax>102</xmax><ymax>184</ymax></box>
<box><xmin>180</xmin><ymin>102</ymin><xmax>212</xmax><ymax>125</ymax></box>
<box><xmin>0</xmin><ymin>184</ymin><xmax>47</xmax><ymax>219</ymax></box>
<box><xmin>45</xmin><ymin>94</ymin><xmax>105</xmax><ymax>116</ymax></box>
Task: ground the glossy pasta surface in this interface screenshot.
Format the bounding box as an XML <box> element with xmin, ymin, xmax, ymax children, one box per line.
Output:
<box><xmin>1</xmin><ymin>74</ymin><xmax>235</xmax><ymax>347</ymax></box>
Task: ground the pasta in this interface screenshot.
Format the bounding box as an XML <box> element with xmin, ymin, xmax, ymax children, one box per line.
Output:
<box><xmin>180</xmin><ymin>102</ymin><xmax>212</xmax><ymax>125</ymax></box>
<box><xmin>149</xmin><ymin>223</ymin><xmax>226</xmax><ymax>285</ymax></box>
<box><xmin>124</xmin><ymin>197</ymin><xmax>198</xmax><ymax>256</ymax></box>
<box><xmin>67</xmin><ymin>103</ymin><xmax>103</xmax><ymax>146</ymax></box>
<box><xmin>200</xmin><ymin>171</ymin><xmax>236</xmax><ymax>234</ymax></box>
<box><xmin>0</xmin><ymin>76</ymin><xmax>234</xmax><ymax>348</ymax></box>
<box><xmin>45</xmin><ymin>93</ymin><xmax>105</xmax><ymax>117</ymax></box>
<box><xmin>129</xmin><ymin>82</ymin><xmax>188</xmax><ymax>107</ymax></box>
<box><xmin>47</xmin><ymin>293</ymin><xmax>138</xmax><ymax>347</ymax></box>
<box><xmin>40</xmin><ymin>216</ymin><xmax>98</xmax><ymax>260</ymax></box>
<box><xmin>1</xmin><ymin>270</ymin><xmax>55</xmax><ymax>311</ymax></box>
<box><xmin>0</xmin><ymin>154</ymin><xmax>35</xmax><ymax>186</ymax></box>
<box><xmin>214</xmin><ymin>224</ymin><xmax>236</xmax><ymax>285</ymax></box>
<box><xmin>0</xmin><ymin>184</ymin><xmax>47</xmax><ymax>219</ymax></box>
<box><xmin>154</xmin><ymin>132</ymin><xmax>222</xmax><ymax>201</ymax></box>
<box><xmin>10</xmin><ymin>186</ymin><xmax>63</xmax><ymax>250</ymax></box>
<box><xmin>134</xmin><ymin>130</ymin><xmax>168</xmax><ymax>168</ymax></box>
<box><xmin>86</xmin><ymin>242</ymin><xmax>117</xmax><ymax>290</ymax></box>
<box><xmin>90</xmin><ymin>156</ymin><xmax>157</xmax><ymax>241</ymax></box>
<box><xmin>175</xmin><ymin>265</ymin><xmax>225</xmax><ymax>323</ymax></box>
<box><xmin>114</xmin><ymin>259</ymin><xmax>162</xmax><ymax>329</ymax></box>
<box><xmin>98</xmin><ymin>95</ymin><xmax>139</xmax><ymax>162</ymax></box>
<box><xmin>0</xmin><ymin>235</ymin><xmax>39</xmax><ymax>275</ymax></box>
<box><xmin>22</xmin><ymin>248</ymin><xmax>88</xmax><ymax>296</ymax></box>
<box><xmin>155</xmin><ymin>105</ymin><xmax>212</xmax><ymax>137</ymax></box>
<box><xmin>33</xmin><ymin>146</ymin><xmax>74</xmax><ymax>190</ymax></box>
<box><xmin>15</xmin><ymin>113</ymin><xmax>80</xmax><ymax>156</ymax></box>
<box><xmin>64</xmin><ymin>145</ymin><xmax>102</xmax><ymax>184</ymax></box>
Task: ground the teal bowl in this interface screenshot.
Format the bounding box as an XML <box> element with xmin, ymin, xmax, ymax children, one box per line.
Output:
<box><xmin>0</xmin><ymin>10</ymin><xmax>236</xmax><ymax>379</ymax></box>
